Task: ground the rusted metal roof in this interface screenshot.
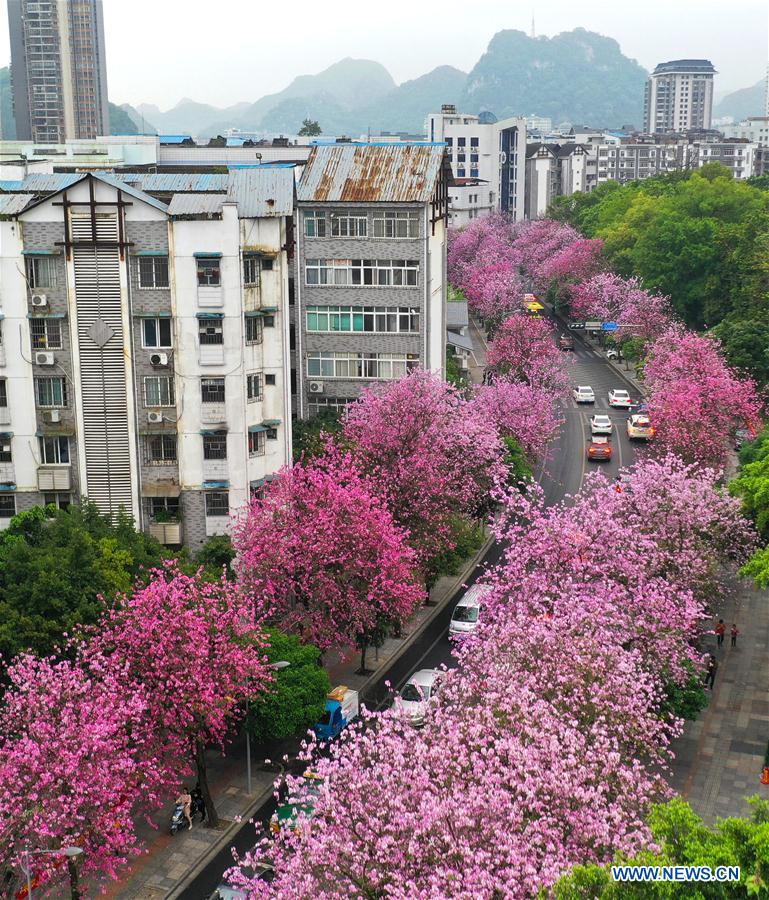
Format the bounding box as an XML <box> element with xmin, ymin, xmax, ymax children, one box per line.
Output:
<box><xmin>297</xmin><ymin>144</ymin><xmax>445</xmax><ymax>203</ymax></box>
<box><xmin>113</xmin><ymin>173</ymin><xmax>229</xmax><ymax>193</ymax></box>
<box><xmin>226</xmin><ymin>168</ymin><xmax>294</xmax><ymax>218</ymax></box>
<box><xmin>0</xmin><ymin>194</ymin><xmax>36</xmax><ymax>217</ymax></box>
<box><xmin>167</xmin><ymin>193</ymin><xmax>225</xmax><ymax>218</ymax></box>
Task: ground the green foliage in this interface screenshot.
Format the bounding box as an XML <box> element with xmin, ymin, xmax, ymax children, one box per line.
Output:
<box><xmin>659</xmin><ymin>661</ymin><xmax>708</xmax><ymax>722</ymax></box>
<box><xmin>740</xmin><ymin>546</ymin><xmax>769</xmax><ymax>589</ymax></box>
<box><xmin>298</xmin><ymin>119</ymin><xmax>322</xmax><ymax>136</ymax></box>
<box><xmin>425</xmin><ymin>515</ymin><xmax>486</xmax><ymax>587</ymax></box>
<box><xmin>740</xmin><ymin>428</ymin><xmax>769</xmax><ymax>467</ymax></box>
<box><xmin>502</xmin><ymin>435</ymin><xmax>533</xmax><ymax>487</ymax></box>
<box><xmin>711</xmin><ymin>317</ymin><xmax>769</xmax><ymax>386</ymax></box>
<box><xmin>446</xmin><ymin>346</ymin><xmax>468</xmax><ymax>389</ymax></box>
<box><xmin>245</xmin><ymin>629</ymin><xmax>330</xmax><ymax>744</ymax></box>
<box><xmin>0</xmin><ymin>66</ymin><xmax>15</xmax><ymax>140</ymax></box>
<box><xmin>0</xmin><ymin>502</ymin><xmax>168</xmax><ymax>659</ymax></box>
<box><xmin>552</xmin><ymin>796</ymin><xmax>769</xmax><ymax>897</ymax></box>
<box><xmin>195</xmin><ymin>535</ymin><xmax>235</xmax><ymax>578</ymax></box>
<box><xmin>292</xmin><ymin>411</ymin><xmax>344</xmax><ymax>463</ymax></box>
<box><xmin>730</xmin><ymin>444</ymin><xmax>769</xmax><ymax>540</ymax></box>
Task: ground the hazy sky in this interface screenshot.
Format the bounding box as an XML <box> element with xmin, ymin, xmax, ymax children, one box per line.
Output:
<box><xmin>1</xmin><ymin>0</ymin><xmax>767</xmax><ymax>109</ymax></box>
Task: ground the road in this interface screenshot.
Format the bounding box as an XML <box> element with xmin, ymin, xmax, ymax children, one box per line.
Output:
<box><xmin>185</xmin><ymin>332</ymin><xmax>643</xmax><ymax>898</ymax></box>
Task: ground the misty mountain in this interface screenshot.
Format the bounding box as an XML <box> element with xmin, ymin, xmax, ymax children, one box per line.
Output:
<box><xmin>0</xmin><ymin>67</ymin><xmax>14</xmax><ymax>139</ymax></box>
<box><xmin>714</xmin><ymin>79</ymin><xmax>765</xmax><ymax>122</ymax></box>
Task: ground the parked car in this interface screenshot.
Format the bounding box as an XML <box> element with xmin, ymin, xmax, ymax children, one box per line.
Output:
<box><xmin>608</xmin><ymin>389</ymin><xmax>632</xmax><ymax>409</ymax></box>
<box><xmin>606</xmin><ymin>348</ymin><xmax>621</xmax><ymax>360</ymax></box>
<box><xmin>449</xmin><ymin>584</ymin><xmax>492</xmax><ymax>640</ymax></box>
<box><xmin>627</xmin><ymin>415</ymin><xmax>655</xmax><ymax>440</ymax></box>
<box><xmin>395</xmin><ymin>669</ymin><xmax>443</xmax><ymax>727</ymax></box>
<box><xmin>572</xmin><ymin>385</ymin><xmax>595</xmax><ymax>404</ymax></box>
<box><xmin>590</xmin><ymin>414</ymin><xmax>613</xmax><ymax>436</ymax></box>
<box><xmin>587</xmin><ymin>436</ymin><xmax>612</xmax><ymax>461</ymax></box>
<box><xmin>559</xmin><ymin>335</ymin><xmax>575</xmax><ymax>351</ymax></box>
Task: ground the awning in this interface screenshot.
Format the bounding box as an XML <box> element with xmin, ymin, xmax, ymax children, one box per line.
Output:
<box><xmin>0</xmin><ymin>483</ymin><xmax>16</xmax><ymax>492</ymax></box>
<box><xmin>135</xmin><ymin>311</ymin><xmax>172</xmax><ymax>318</ymax></box>
<box><xmin>35</xmin><ymin>429</ymin><xmax>75</xmax><ymax>437</ymax></box>
<box><xmin>200</xmin><ymin>429</ymin><xmax>227</xmax><ymax>436</ymax></box>
<box><xmin>193</xmin><ymin>251</ymin><xmax>222</xmax><ymax>259</ymax></box>
<box><xmin>203</xmin><ymin>480</ymin><xmax>229</xmax><ymax>490</ymax></box>
<box><xmin>0</xmin><ymin>432</ymin><xmax>13</xmax><ymax>439</ymax></box>
<box><xmin>244</xmin><ymin>310</ymin><xmax>264</xmax><ymax>318</ymax></box>
<box><xmin>248</xmin><ymin>424</ymin><xmax>268</xmax><ymax>433</ymax></box>
<box><xmin>133</xmin><ymin>250</ymin><xmax>168</xmax><ymax>257</ymax></box>
<box><xmin>250</xmin><ymin>474</ymin><xmax>277</xmax><ymax>489</ymax></box>
<box><xmin>260</xmin><ymin>306</ymin><xmax>278</xmax><ymax>313</ymax></box>
<box><xmin>27</xmin><ymin>312</ymin><xmax>66</xmax><ymax>319</ymax></box>
<box><xmin>447</xmin><ymin>331</ymin><xmax>474</xmax><ymax>352</ymax></box>
<box><xmin>262</xmin><ymin>419</ymin><xmax>281</xmax><ymax>427</ymax></box>
<box><xmin>195</xmin><ymin>312</ymin><xmax>224</xmax><ymax>319</ymax></box>
<box><xmin>141</xmin><ymin>482</ymin><xmax>182</xmax><ymax>498</ymax></box>
<box><xmin>22</xmin><ymin>249</ymin><xmax>60</xmax><ymax>256</ymax></box>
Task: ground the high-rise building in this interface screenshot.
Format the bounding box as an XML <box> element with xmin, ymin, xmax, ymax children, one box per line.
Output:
<box><xmin>7</xmin><ymin>0</ymin><xmax>110</xmax><ymax>143</ymax></box>
<box><xmin>643</xmin><ymin>60</ymin><xmax>716</xmax><ymax>134</ymax></box>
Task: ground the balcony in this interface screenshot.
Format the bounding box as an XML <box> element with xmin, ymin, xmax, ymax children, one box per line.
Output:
<box><xmin>38</xmin><ymin>467</ymin><xmax>71</xmax><ymax>490</ymax></box>
<box><xmin>149</xmin><ymin>521</ymin><xmax>182</xmax><ymax>545</ymax></box>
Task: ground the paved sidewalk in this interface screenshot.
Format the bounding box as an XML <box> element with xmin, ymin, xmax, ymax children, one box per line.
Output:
<box><xmin>104</xmin><ymin>535</ymin><xmax>493</xmax><ymax>899</ymax></box>
<box><xmin>669</xmin><ymin>577</ymin><xmax>769</xmax><ymax>824</ymax></box>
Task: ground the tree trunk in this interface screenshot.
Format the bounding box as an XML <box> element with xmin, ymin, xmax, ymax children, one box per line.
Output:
<box><xmin>67</xmin><ymin>857</ymin><xmax>81</xmax><ymax>900</ymax></box>
<box><xmin>357</xmin><ymin>642</ymin><xmax>369</xmax><ymax>675</ymax></box>
<box><xmin>195</xmin><ymin>739</ymin><xmax>218</xmax><ymax>828</ymax></box>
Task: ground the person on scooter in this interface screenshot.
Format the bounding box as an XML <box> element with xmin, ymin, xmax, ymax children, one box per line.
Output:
<box><xmin>176</xmin><ymin>786</ymin><xmax>193</xmax><ymax>830</ymax></box>
<box><xmin>191</xmin><ymin>783</ymin><xmax>206</xmax><ymax>823</ymax></box>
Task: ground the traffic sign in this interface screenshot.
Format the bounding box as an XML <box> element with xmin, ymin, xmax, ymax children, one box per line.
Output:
<box><xmin>568</xmin><ymin>322</ymin><xmax>585</xmax><ymax>330</ymax></box>
<box><xmin>601</xmin><ymin>322</ymin><xmax>619</xmax><ymax>331</ymax></box>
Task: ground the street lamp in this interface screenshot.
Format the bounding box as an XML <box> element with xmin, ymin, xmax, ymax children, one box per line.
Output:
<box><xmin>19</xmin><ymin>846</ymin><xmax>84</xmax><ymax>900</ymax></box>
<box><xmin>246</xmin><ymin>660</ymin><xmax>291</xmax><ymax>794</ymax></box>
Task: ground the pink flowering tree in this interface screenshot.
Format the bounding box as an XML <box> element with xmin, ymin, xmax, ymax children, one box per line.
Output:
<box><xmin>643</xmin><ymin>327</ymin><xmax>763</xmax><ymax>470</ymax></box>
<box><xmin>0</xmin><ymin>654</ymin><xmax>165</xmax><ymax>897</ymax></box>
<box><xmin>84</xmin><ymin>565</ymin><xmax>272</xmax><ymax>828</ymax></box>
<box><xmin>487</xmin><ymin>313</ymin><xmax>570</xmax><ymax>395</ymax></box>
<box><xmin>570</xmin><ymin>273</ymin><xmax>674</xmax><ymax>343</ymax></box>
<box><xmin>447</xmin><ymin>215</ymin><xmax>511</xmax><ymax>289</ymax></box>
<box><xmin>535</xmin><ymin>237</ymin><xmax>604</xmax><ymax>303</ymax></box>
<box><xmin>233</xmin><ymin>455</ymin><xmax>424</xmax><ymax>672</ymax></box>
<box><xmin>462</xmin><ymin>259</ymin><xmax>524</xmax><ymax>328</ymax></box>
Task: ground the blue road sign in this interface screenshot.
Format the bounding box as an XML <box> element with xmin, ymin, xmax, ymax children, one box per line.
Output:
<box><xmin>601</xmin><ymin>322</ymin><xmax>619</xmax><ymax>331</ymax></box>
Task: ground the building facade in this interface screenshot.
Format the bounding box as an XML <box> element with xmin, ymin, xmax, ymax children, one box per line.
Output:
<box><xmin>7</xmin><ymin>0</ymin><xmax>110</xmax><ymax>143</ymax></box>
<box><xmin>525</xmin><ymin>143</ymin><xmax>588</xmax><ymax>218</ymax></box>
<box><xmin>294</xmin><ymin>143</ymin><xmax>450</xmax><ymax>418</ymax></box>
<box><xmin>643</xmin><ymin>60</ymin><xmax>716</xmax><ymax>134</ymax></box>
<box><xmin>426</xmin><ymin>107</ymin><xmax>526</xmax><ymax>223</ymax></box>
<box><xmin>0</xmin><ymin>169</ymin><xmax>293</xmax><ymax>546</ymax></box>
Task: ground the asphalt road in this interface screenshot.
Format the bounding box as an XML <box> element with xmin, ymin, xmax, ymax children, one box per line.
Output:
<box><xmin>184</xmin><ymin>331</ymin><xmax>643</xmax><ymax>898</ymax></box>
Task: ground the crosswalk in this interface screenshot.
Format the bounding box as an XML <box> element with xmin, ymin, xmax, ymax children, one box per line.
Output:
<box><xmin>559</xmin><ymin>397</ymin><xmax>635</xmax><ymax>412</ymax></box>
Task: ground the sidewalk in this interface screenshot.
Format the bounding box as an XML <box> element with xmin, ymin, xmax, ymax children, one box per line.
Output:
<box><xmin>668</xmin><ymin>577</ymin><xmax>769</xmax><ymax>824</ymax></box>
<box><xmin>105</xmin><ymin>534</ymin><xmax>494</xmax><ymax>899</ymax></box>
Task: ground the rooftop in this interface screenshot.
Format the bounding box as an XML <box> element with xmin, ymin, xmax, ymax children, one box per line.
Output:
<box><xmin>651</xmin><ymin>60</ymin><xmax>717</xmax><ymax>76</ymax></box>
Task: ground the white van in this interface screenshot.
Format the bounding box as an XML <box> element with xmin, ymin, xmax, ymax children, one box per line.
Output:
<box><xmin>449</xmin><ymin>584</ymin><xmax>492</xmax><ymax>640</ymax></box>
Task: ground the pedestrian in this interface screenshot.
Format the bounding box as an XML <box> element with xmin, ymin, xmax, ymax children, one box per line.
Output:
<box><xmin>731</xmin><ymin>623</ymin><xmax>739</xmax><ymax>648</ymax></box>
<box><xmin>176</xmin><ymin>786</ymin><xmax>193</xmax><ymax>830</ymax></box>
<box><xmin>705</xmin><ymin>654</ymin><xmax>719</xmax><ymax>690</ymax></box>
<box><xmin>715</xmin><ymin>619</ymin><xmax>726</xmax><ymax>648</ymax></box>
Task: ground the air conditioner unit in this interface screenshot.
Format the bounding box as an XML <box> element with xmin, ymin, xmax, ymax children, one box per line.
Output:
<box><xmin>308</xmin><ymin>381</ymin><xmax>324</xmax><ymax>394</ymax></box>
<box><xmin>45</xmin><ymin>409</ymin><xmax>61</xmax><ymax>423</ymax></box>
<box><xmin>31</xmin><ymin>294</ymin><xmax>48</xmax><ymax>308</ymax></box>
<box><xmin>35</xmin><ymin>352</ymin><xmax>55</xmax><ymax>366</ymax></box>
<box><xmin>147</xmin><ymin>411</ymin><xmax>164</xmax><ymax>424</ymax></box>
<box><xmin>150</xmin><ymin>352</ymin><xmax>169</xmax><ymax>367</ymax></box>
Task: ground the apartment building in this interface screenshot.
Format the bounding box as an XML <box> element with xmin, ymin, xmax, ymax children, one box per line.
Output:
<box><xmin>449</xmin><ymin>176</ymin><xmax>493</xmax><ymax>227</ymax></box>
<box><xmin>721</xmin><ymin>117</ymin><xmax>769</xmax><ymax>147</ymax></box>
<box><xmin>525</xmin><ymin>143</ymin><xmax>588</xmax><ymax>218</ymax></box>
<box><xmin>294</xmin><ymin>143</ymin><xmax>450</xmax><ymax>418</ymax></box>
<box><xmin>427</xmin><ymin>106</ymin><xmax>526</xmax><ymax>223</ymax></box>
<box><xmin>0</xmin><ymin>168</ymin><xmax>293</xmax><ymax>546</ymax></box>
<box><xmin>7</xmin><ymin>0</ymin><xmax>110</xmax><ymax>142</ymax></box>
<box><xmin>644</xmin><ymin>60</ymin><xmax>716</xmax><ymax>134</ymax></box>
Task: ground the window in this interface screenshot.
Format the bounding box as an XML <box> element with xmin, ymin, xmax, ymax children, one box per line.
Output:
<box><xmin>261</xmin><ymin>258</ymin><xmax>273</xmax><ymax>271</ymax></box>
<box><xmin>304</xmin><ymin>210</ymin><xmax>326</xmax><ymax>237</ymax></box>
<box><xmin>0</xmin><ymin>379</ymin><xmax>6</xmax><ymax>407</ymax></box>
<box><xmin>201</xmin><ymin>377</ymin><xmax>225</xmax><ymax>403</ymax></box>
<box><xmin>26</xmin><ymin>255</ymin><xmax>56</xmax><ymax>289</ymax></box>
<box><xmin>43</xmin><ymin>492</ymin><xmax>71</xmax><ymax>510</ymax></box>
<box><xmin>148</xmin><ymin>496</ymin><xmax>179</xmax><ymax>520</ymax></box>
<box><xmin>0</xmin><ymin>495</ymin><xmax>15</xmax><ymax>518</ymax></box>
<box><xmin>196</xmin><ymin>257</ymin><xmax>221</xmax><ymax>287</ymax></box>
<box><xmin>470</xmin><ymin>168</ymin><xmax>479</xmax><ymax>179</ymax></box>
<box><xmin>0</xmin><ymin>438</ymin><xmax>11</xmax><ymax>463</ymax></box>
<box><xmin>198</xmin><ymin>319</ymin><xmax>224</xmax><ymax>345</ymax></box>
<box><xmin>305</xmin><ymin>259</ymin><xmax>419</xmax><ymax>287</ymax></box>
<box><xmin>470</xmin><ymin>153</ymin><xmax>479</xmax><ymax>163</ymax></box>
<box><xmin>445</xmin><ymin>137</ymin><xmax>453</xmax><ymax>147</ymax></box>
<box><xmin>306</xmin><ymin>352</ymin><xmax>419</xmax><ymax>380</ymax></box>
<box><xmin>263</xmin><ymin>315</ymin><xmax>275</xmax><ymax>328</ymax></box>
<box><xmin>146</xmin><ymin>434</ymin><xmax>177</xmax><ymax>464</ymax></box>
<box><xmin>143</xmin><ymin>376</ymin><xmax>175</xmax><ymax>407</ymax></box>
<box><xmin>245</xmin><ymin>316</ymin><xmax>263</xmax><ymax>345</ymax></box>
<box><xmin>38</xmin><ymin>435</ymin><xmax>69</xmax><ymax>464</ymax></box>
<box><xmin>138</xmin><ymin>256</ymin><xmax>169</xmax><ymax>289</ymax></box>
<box><xmin>306</xmin><ymin>305</ymin><xmax>419</xmax><ymax>334</ymax></box>
<box><xmin>30</xmin><ymin>317</ymin><xmax>63</xmax><ymax>350</ymax></box>
<box><xmin>203</xmin><ymin>433</ymin><xmax>227</xmax><ymax>460</ymax></box>
<box><xmin>205</xmin><ymin>491</ymin><xmax>229</xmax><ymax>516</ymax></box>
<box><xmin>243</xmin><ymin>255</ymin><xmax>260</xmax><ymax>286</ymax></box>
<box><xmin>457</xmin><ymin>137</ymin><xmax>466</xmax><ymax>147</ymax></box>
<box><xmin>330</xmin><ymin>214</ymin><xmax>367</xmax><ymax>237</ymax></box>
<box><xmin>266</xmin><ymin>427</ymin><xmax>278</xmax><ymax>440</ymax></box>
<box><xmin>372</xmin><ymin>211</ymin><xmax>419</xmax><ymax>239</ymax></box>
<box><xmin>246</xmin><ymin>373</ymin><xmax>262</xmax><ymax>401</ymax></box>
<box><xmin>265</xmin><ymin>373</ymin><xmax>276</xmax><ymax>386</ymax></box>
<box><xmin>142</xmin><ymin>317</ymin><xmax>173</xmax><ymax>348</ymax></box>
<box><xmin>308</xmin><ymin>396</ymin><xmax>351</xmax><ymax>417</ymax></box>
<box><xmin>35</xmin><ymin>377</ymin><xmax>67</xmax><ymax>407</ymax></box>
<box><xmin>470</xmin><ymin>137</ymin><xmax>479</xmax><ymax>148</ymax></box>
<box><xmin>248</xmin><ymin>430</ymin><xmax>265</xmax><ymax>456</ymax></box>
<box><xmin>457</xmin><ymin>153</ymin><xmax>465</xmax><ymax>163</ymax></box>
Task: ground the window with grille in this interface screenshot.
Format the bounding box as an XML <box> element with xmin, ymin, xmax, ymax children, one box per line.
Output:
<box><xmin>138</xmin><ymin>256</ymin><xmax>169</xmax><ymax>289</ymax></box>
<box><xmin>248</xmin><ymin>430</ymin><xmax>265</xmax><ymax>456</ymax></box>
<box><xmin>142</xmin><ymin>318</ymin><xmax>173</xmax><ymax>348</ymax></box>
<box><xmin>196</xmin><ymin>257</ymin><xmax>221</xmax><ymax>286</ymax></box>
<box><xmin>331</xmin><ymin>213</ymin><xmax>367</xmax><ymax>237</ymax></box>
<box><xmin>38</xmin><ymin>435</ymin><xmax>69</xmax><ymax>464</ymax></box>
<box><xmin>304</xmin><ymin>211</ymin><xmax>326</xmax><ymax>237</ymax></box>
<box><xmin>245</xmin><ymin>316</ymin><xmax>263</xmax><ymax>345</ymax></box>
<box><xmin>243</xmin><ymin>255</ymin><xmax>260</xmax><ymax>286</ymax></box>
<box><xmin>35</xmin><ymin>377</ymin><xmax>68</xmax><ymax>407</ymax></box>
<box><xmin>246</xmin><ymin>373</ymin><xmax>262</xmax><ymax>402</ymax></box>
<box><xmin>306</xmin><ymin>305</ymin><xmax>419</xmax><ymax>334</ymax></box>
<box><xmin>308</xmin><ymin>396</ymin><xmax>351</xmax><ymax>417</ymax></box>
<box><xmin>30</xmin><ymin>317</ymin><xmax>63</xmax><ymax>350</ymax></box>
<box><xmin>305</xmin><ymin>259</ymin><xmax>419</xmax><ymax>286</ymax></box>
<box><xmin>0</xmin><ymin>495</ymin><xmax>15</xmax><ymax>517</ymax></box>
<box><xmin>203</xmin><ymin>433</ymin><xmax>227</xmax><ymax>460</ymax></box>
<box><xmin>143</xmin><ymin>376</ymin><xmax>175</xmax><ymax>407</ymax></box>
<box><xmin>307</xmin><ymin>352</ymin><xmax>419</xmax><ymax>380</ymax></box>
<box><xmin>148</xmin><ymin>496</ymin><xmax>180</xmax><ymax>520</ymax></box>
<box><xmin>198</xmin><ymin>319</ymin><xmax>224</xmax><ymax>345</ymax></box>
<box><xmin>26</xmin><ymin>255</ymin><xmax>56</xmax><ymax>289</ymax></box>
<box><xmin>0</xmin><ymin>379</ymin><xmax>7</xmax><ymax>407</ymax></box>
<box><xmin>205</xmin><ymin>491</ymin><xmax>229</xmax><ymax>516</ymax></box>
<box><xmin>146</xmin><ymin>434</ymin><xmax>177</xmax><ymax>464</ymax></box>
<box><xmin>201</xmin><ymin>378</ymin><xmax>225</xmax><ymax>403</ymax></box>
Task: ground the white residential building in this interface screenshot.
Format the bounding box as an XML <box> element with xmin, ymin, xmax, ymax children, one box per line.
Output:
<box><xmin>525</xmin><ymin>144</ymin><xmax>588</xmax><ymax>218</ymax></box>
<box><xmin>720</xmin><ymin>117</ymin><xmax>769</xmax><ymax>147</ymax></box>
<box><xmin>644</xmin><ymin>60</ymin><xmax>716</xmax><ymax>133</ymax></box>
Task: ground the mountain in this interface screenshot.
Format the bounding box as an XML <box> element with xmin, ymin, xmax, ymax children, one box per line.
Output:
<box><xmin>463</xmin><ymin>28</ymin><xmax>647</xmax><ymax>127</ymax></box>
<box><xmin>134</xmin><ymin>98</ymin><xmax>250</xmax><ymax>135</ymax></box>
<box><xmin>1</xmin><ymin>67</ymin><xmax>16</xmax><ymax>139</ymax></box>
<box><xmin>714</xmin><ymin>79</ymin><xmax>765</xmax><ymax>122</ymax></box>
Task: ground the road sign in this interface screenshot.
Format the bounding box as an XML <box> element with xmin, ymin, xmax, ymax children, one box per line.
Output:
<box><xmin>585</xmin><ymin>321</ymin><xmax>601</xmax><ymax>329</ymax></box>
<box><xmin>568</xmin><ymin>322</ymin><xmax>585</xmax><ymax>330</ymax></box>
<box><xmin>601</xmin><ymin>322</ymin><xmax>619</xmax><ymax>332</ymax></box>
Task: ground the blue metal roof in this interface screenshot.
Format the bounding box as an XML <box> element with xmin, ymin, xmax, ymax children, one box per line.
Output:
<box><xmin>91</xmin><ymin>172</ymin><xmax>169</xmax><ymax>213</ymax></box>
<box><xmin>0</xmin><ymin>180</ymin><xmax>24</xmax><ymax>191</ymax></box>
<box><xmin>159</xmin><ymin>134</ymin><xmax>193</xmax><ymax>144</ymax></box>
<box><xmin>113</xmin><ymin>173</ymin><xmax>229</xmax><ymax>192</ymax></box>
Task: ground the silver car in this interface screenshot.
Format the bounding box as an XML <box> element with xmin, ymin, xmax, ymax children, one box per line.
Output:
<box><xmin>395</xmin><ymin>669</ymin><xmax>443</xmax><ymax>727</ymax></box>
<box><xmin>590</xmin><ymin>414</ymin><xmax>613</xmax><ymax>436</ymax></box>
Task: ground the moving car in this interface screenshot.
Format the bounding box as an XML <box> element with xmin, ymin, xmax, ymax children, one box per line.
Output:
<box><xmin>449</xmin><ymin>584</ymin><xmax>492</xmax><ymax>640</ymax></box>
<box><xmin>572</xmin><ymin>385</ymin><xmax>595</xmax><ymax>404</ymax></box>
<box><xmin>608</xmin><ymin>389</ymin><xmax>632</xmax><ymax>408</ymax></box>
<box><xmin>590</xmin><ymin>414</ymin><xmax>613</xmax><ymax>436</ymax></box>
<box><xmin>587</xmin><ymin>436</ymin><xmax>612</xmax><ymax>461</ymax></box>
<box><xmin>627</xmin><ymin>415</ymin><xmax>655</xmax><ymax>440</ymax></box>
<box><xmin>396</xmin><ymin>669</ymin><xmax>443</xmax><ymax>727</ymax></box>
<box><xmin>559</xmin><ymin>334</ymin><xmax>575</xmax><ymax>351</ymax></box>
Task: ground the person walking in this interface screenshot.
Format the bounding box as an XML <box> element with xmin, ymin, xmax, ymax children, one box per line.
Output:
<box><xmin>715</xmin><ymin>619</ymin><xmax>726</xmax><ymax>648</ymax></box>
<box><xmin>176</xmin><ymin>786</ymin><xmax>193</xmax><ymax>830</ymax></box>
<box><xmin>731</xmin><ymin>623</ymin><xmax>739</xmax><ymax>648</ymax></box>
<box><xmin>705</xmin><ymin>654</ymin><xmax>719</xmax><ymax>690</ymax></box>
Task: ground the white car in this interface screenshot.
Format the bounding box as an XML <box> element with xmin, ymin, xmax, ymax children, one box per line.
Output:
<box><xmin>627</xmin><ymin>414</ymin><xmax>655</xmax><ymax>440</ymax></box>
<box><xmin>396</xmin><ymin>669</ymin><xmax>443</xmax><ymax>727</ymax></box>
<box><xmin>449</xmin><ymin>583</ymin><xmax>492</xmax><ymax>640</ymax></box>
<box><xmin>590</xmin><ymin>414</ymin><xmax>613</xmax><ymax>436</ymax></box>
<box><xmin>608</xmin><ymin>389</ymin><xmax>632</xmax><ymax>408</ymax></box>
<box><xmin>572</xmin><ymin>385</ymin><xmax>595</xmax><ymax>404</ymax></box>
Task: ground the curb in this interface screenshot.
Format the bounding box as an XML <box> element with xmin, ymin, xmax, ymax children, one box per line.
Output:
<box><xmin>165</xmin><ymin>530</ymin><xmax>495</xmax><ymax>897</ymax></box>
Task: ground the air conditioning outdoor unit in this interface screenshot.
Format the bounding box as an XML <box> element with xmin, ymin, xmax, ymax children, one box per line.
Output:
<box><xmin>308</xmin><ymin>381</ymin><xmax>324</xmax><ymax>394</ymax></box>
<box><xmin>31</xmin><ymin>294</ymin><xmax>48</xmax><ymax>308</ymax></box>
<box><xmin>150</xmin><ymin>352</ymin><xmax>169</xmax><ymax>367</ymax></box>
<box><xmin>147</xmin><ymin>411</ymin><xmax>164</xmax><ymax>424</ymax></box>
<box><xmin>35</xmin><ymin>352</ymin><xmax>55</xmax><ymax>366</ymax></box>
<box><xmin>45</xmin><ymin>409</ymin><xmax>61</xmax><ymax>423</ymax></box>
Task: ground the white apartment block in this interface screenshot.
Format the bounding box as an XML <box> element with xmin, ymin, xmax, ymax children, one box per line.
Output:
<box><xmin>0</xmin><ymin>169</ymin><xmax>293</xmax><ymax>547</ymax></box>
<box><xmin>644</xmin><ymin>60</ymin><xmax>716</xmax><ymax>134</ymax></box>
<box><xmin>525</xmin><ymin>143</ymin><xmax>588</xmax><ymax>218</ymax></box>
<box><xmin>720</xmin><ymin>117</ymin><xmax>769</xmax><ymax>147</ymax></box>
<box><xmin>427</xmin><ymin>106</ymin><xmax>526</xmax><ymax>223</ymax></box>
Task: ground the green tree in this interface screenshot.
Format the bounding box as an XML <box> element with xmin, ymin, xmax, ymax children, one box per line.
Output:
<box><xmin>292</xmin><ymin>411</ymin><xmax>344</xmax><ymax>463</ymax></box>
<box><xmin>298</xmin><ymin>119</ymin><xmax>322</xmax><ymax>136</ymax></box>
<box><xmin>245</xmin><ymin>629</ymin><xmax>330</xmax><ymax>744</ymax></box>
<box><xmin>194</xmin><ymin>534</ymin><xmax>235</xmax><ymax>578</ymax></box>
<box><xmin>446</xmin><ymin>346</ymin><xmax>468</xmax><ymax>389</ymax></box>
<box><xmin>0</xmin><ymin>502</ymin><xmax>167</xmax><ymax>659</ymax></box>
